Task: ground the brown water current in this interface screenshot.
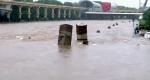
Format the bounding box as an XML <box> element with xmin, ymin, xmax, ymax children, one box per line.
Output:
<box><xmin>0</xmin><ymin>20</ymin><xmax>150</xmax><ymax>80</ymax></box>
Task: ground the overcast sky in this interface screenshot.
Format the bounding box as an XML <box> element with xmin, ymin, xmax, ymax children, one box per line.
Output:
<box><xmin>34</xmin><ymin>0</ymin><xmax>150</xmax><ymax>8</ymax></box>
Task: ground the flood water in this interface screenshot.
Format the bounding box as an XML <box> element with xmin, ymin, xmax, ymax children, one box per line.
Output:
<box><xmin>0</xmin><ymin>20</ymin><xmax>150</xmax><ymax>80</ymax></box>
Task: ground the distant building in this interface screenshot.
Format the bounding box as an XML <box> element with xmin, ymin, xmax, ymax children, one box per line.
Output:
<box><xmin>79</xmin><ymin>0</ymin><xmax>117</xmax><ymax>12</ymax></box>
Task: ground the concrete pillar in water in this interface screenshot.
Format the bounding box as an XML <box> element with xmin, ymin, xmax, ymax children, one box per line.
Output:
<box><xmin>44</xmin><ymin>7</ymin><xmax>48</xmax><ymax>20</ymax></box>
<box><xmin>76</xmin><ymin>24</ymin><xmax>88</xmax><ymax>41</ymax></box>
<box><xmin>6</xmin><ymin>11</ymin><xmax>11</xmax><ymax>22</ymax></box>
<box><xmin>36</xmin><ymin>7</ymin><xmax>40</xmax><ymax>20</ymax></box>
<box><xmin>58</xmin><ymin>8</ymin><xmax>61</xmax><ymax>19</ymax></box>
<box><xmin>58</xmin><ymin>24</ymin><xmax>73</xmax><ymax>46</ymax></box>
<box><xmin>68</xmin><ymin>9</ymin><xmax>71</xmax><ymax>19</ymax></box>
<box><xmin>52</xmin><ymin>8</ymin><xmax>55</xmax><ymax>19</ymax></box>
<box><xmin>27</xmin><ymin>7</ymin><xmax>31</xmax><ymax>20</ymax></box>
<box><xmin>63</xmin><ymin>9</ymin><xmax>66</xmax><ymax>19</ymax></box>
<box><xmin>18</xmin><ymin>6</ymin><xmax>22</xmax><ymax>20</ymax></box>
<box><xmin>74</xmin><ymin>10</ymin><xmax>76</xmax><ymax>17</ymax></box>
<box><xmin>78</xmin><ymin>11</ymin><xmax>81</xmax><ymax>19</ymax></box>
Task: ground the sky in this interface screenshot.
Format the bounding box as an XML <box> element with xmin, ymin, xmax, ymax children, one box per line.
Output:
<box><xmin>34</xmin><ymin>0</ymin><xmax>150</xmax><ymax>8</ymax></box>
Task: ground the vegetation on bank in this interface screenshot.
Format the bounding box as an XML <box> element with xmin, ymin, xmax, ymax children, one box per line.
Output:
<box><xmin>139</xmin><ymin>8</ymin><xmax>150</xmax><ymax>30</ymax></box>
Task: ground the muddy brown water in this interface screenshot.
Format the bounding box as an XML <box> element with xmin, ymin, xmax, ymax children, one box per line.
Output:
<box><xmin>0</xmin><ymin>20</ymin><xmax>150</xmax><ymax>80</ymax></box>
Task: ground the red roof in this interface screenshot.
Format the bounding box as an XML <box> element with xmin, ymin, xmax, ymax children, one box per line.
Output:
<box><xmin>101</xmin><ymin>2</ymin><xmax>111</xmax><ymax>12</ymax></box>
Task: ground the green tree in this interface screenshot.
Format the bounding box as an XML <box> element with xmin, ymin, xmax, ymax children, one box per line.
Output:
<box><xmin>141</xmin><ymin>8</ymin><xmax>150</xmax><ymax>30</ymax></box>
<box><xmin>72</xmin><ymin>2</ymin><xmax>80</xmax><ymax>7</ymax></box>
<box><xmin>63</xmin><ymin>2</ymin><xmax>80</xmax><ymax>7</ymax></box>
<box><xmin>14</xmin><ymin>0</ymin><xmax>33</xmax><ymax>2</ymax></box>
<box><xmin>64</xmin><ymin>2</ymin><xmax>73</xmax><ymax>6</ymax></box>
<box><xmin>38</xmin><ymin>0</ymin><xmax>62</xmax><ymax>5</ymax></box>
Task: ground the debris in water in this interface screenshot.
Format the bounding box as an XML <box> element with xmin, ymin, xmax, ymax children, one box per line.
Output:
<box><xmin>116</xmin><ymin>23</ymin><xmax>118</xmax><ymax>25</ymax></box>
<box><xmin>108</xmin><ymin>26</ymin><xmax>111</xmax><ymax>29</ymax></box>
<box><xmin>92</xmin><ymin>44</ymin><xmax>96</xmax><ymax>46</ymax></box>
<box><xmin>77</xmin><ymin>42</ymin><xmax>82</xmax><ymax>45</ymax></box>
<box><xmin>83</xmin><ymin>40</ymin><xmax>88</xmax><ymax>45</ymax></box>
<box><xmin>96</xmin><ymin>30</ymin><xmax>100</xmax><ymax>33</ymax></box>
<box><xmin>16</xmin><ymin>36</ymin><xmax>24</xmax><ymax>40</ymax></box>
<box><xmin>28</xmin><ymin>36</ymin><xmax>31</xmax><ymax>39</ymax></box>
<box><xmin>137</xmin><ymin>43</ymin><xmax>140</xmax><ymax>46</ymax></box>
<box><xmin>123</xmin><ymin>39</ymin><xmax>128</xmax><ymax>42</ymax></box>
<box><xmin>112</xmin><ymin>24</ymin><xmax>115</xmax><ymax>26</ymax></box>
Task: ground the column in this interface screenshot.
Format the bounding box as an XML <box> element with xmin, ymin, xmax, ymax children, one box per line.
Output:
<box><xmin>52</xmin><ymin>8</ymin><xmax>55</xmax><ymax>19</ymax></box>
<box><xmin>74</xmin><ymin>10</ymin><xmax>76</xmax><ymax>16</ymax></box>
<box><xmin>69</xmin><ymin>9</ymin><xmax>71</xmax><ymax>19</ymax></box>
<box><xmin>18</xmin><ymin>6</ymin><xmax>22</xmax><ymax>20</ymax></box>
<box><xmin>6</xmin><ymin>11</ymin><xmax>11</xmax><ymax>22</ymax></box>
<box><xmin>44</xmin><ymin>7</ymin><xmax>48</xmax><ymax>19</ymax></box>
<box><xmin>27</xmin><ymin>7</ymin><xmax>31</xmax><ymax>20</ymax></box>
<box><xmin>58</xmin><ymin>8</ymin><xmax>61</xmax><ymax>19</ymax></box>
<box><xmin>36</xmin><ymin>7</ymin><xmax>40</xmax><ymax>20</ymax></box>
<box><xmin>63</xmin><ymin>9</ymin><xmax>66</xmax><ymax>19</ymax></box>
<box><xmin>78</xmin><ymin>10</ymin><xmax>81</xmax><ymax>19</ymax></box>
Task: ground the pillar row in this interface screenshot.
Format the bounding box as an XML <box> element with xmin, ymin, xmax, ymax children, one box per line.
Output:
<box><xmin>74</xmin><ymin>10</ymin><xmax>76</xmax><ymax>16</ymax></box>
<box><xmin>78</xmin><ymin>11</ymin><xmax>81</xmax><ymax>18</ymax></box>
<box><xmin>36</xmin><ymin>7</ymin><xmax>40</xmax><ymax>19</ymax></box>
<box><xmin>27</xmin><ymin>7</ymin><xmax>31</xmax><ymax>19</ymax></box>
<box><xmin>58</xmin><ymin>8</ymin><xmax>61</xmax><ymax>19</ymax></box>
<box><xmin>18</xmin><ymin>6</ymin><xmax>22</xmax><ymax>20</ymax></box>
<box><xmin>69</xmin><ymin>9</ymin><xmax>71</xmax><ymax>18</ymax></box>
<box><xmin>6</xmin><ymin>11</ymin><xmax>11</xmax><ymax>21</ymax></box>
<box><xmin>52</xmin><ymin>8</ymin><xmax>55</xmax><ymax>19</ymax></box>
<box><xmin>44</xmin><ymin>8</ymin><xmax>48</xmax><ymax>19</ymax></box>
<box><xmin>63</xmin><ymin>9</ymin><xmax>66</xmax><ymax>19</ymax></box>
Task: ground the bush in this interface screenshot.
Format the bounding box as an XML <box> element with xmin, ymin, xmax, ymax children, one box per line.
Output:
<box><xmin>140</xmin><ymin>8</ymin><xmax>150</xmax><ymax>30</ymax></box>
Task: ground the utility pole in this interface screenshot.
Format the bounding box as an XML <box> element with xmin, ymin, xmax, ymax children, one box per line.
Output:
<box><xmin>139</xmin><ymin>0</ymin><xmax>141</xmax><ymax>9</ymax></box>
<box><xmin>138</xmin><ymin>0</ymin><xmax>142</xmax><ymax>12</ymax></box>
<box><xmin>142</xmin><ymin>0</ymin><xmax>148</xmax><ymax>11</ymax></box>
<box><xmin>144</xmin><ymin>0</ymin><xmax>148</xmax><ymax>7</ymax></box>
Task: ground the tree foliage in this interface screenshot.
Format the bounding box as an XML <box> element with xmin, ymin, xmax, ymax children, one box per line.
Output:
<box><xmin>14</xmin><ymin>0</ymin><xmax>33</xmax><ymax>2</ymax></box>
<box><xmin>72</xmin><ymin>2</ymin><xmax>80</xmax><ymax>7</ymax></box>
<box><xmin>64</xmin><ymin>2</ymin><xmax>73</xmax><ymax>6</ymax></box>
<box><xmin>64</xmin><ymin>2</ymin><xmax>80</xmax><ymax>7</ymax></box>
<box><xmin>140</xmin><ymin>8</ymin><xmax>150</xmax><ymax>30</ymax></box>
<box><xmin>38</xmin><ymin>0</ymin><xmax>63</xmax><ymax>5</ymax></box>
<box><xmin>143</xmin><ymin>8</ymin><xmax>150</xmax><ymax>29</ymax></box>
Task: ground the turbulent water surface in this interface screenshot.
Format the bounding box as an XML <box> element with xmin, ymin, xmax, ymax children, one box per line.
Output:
<box><xmin>0</xmin><ymin>20</ymin><xmax>150</xmax><ymax>80</ymax></box>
